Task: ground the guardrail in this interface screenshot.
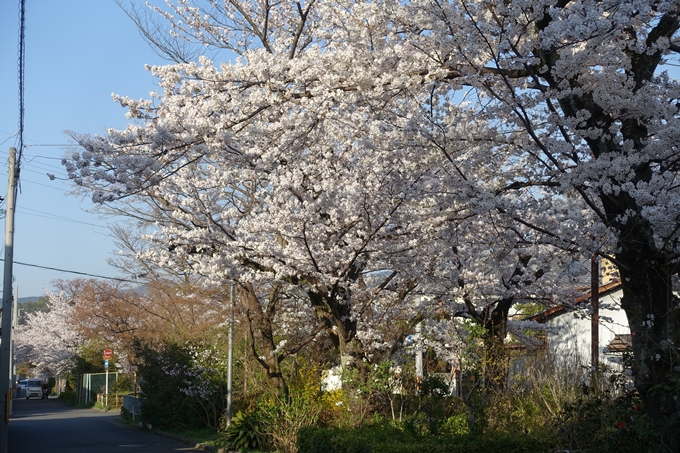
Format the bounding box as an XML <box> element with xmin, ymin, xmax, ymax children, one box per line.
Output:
<box><xmin>123</xmin><ymin>395</ymin><xmax>142</xmax><ymax>420</ymax></box>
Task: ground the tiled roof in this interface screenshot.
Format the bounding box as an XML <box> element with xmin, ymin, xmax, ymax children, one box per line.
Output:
<box><xmin>528</xmin><ymin>279</ymin><xmax>622</xmax><ymax>322</ymax></box>
<box><xmin>606</xmin><ymin>334</ymin><xmax>632</xmax><ymax>353</ymax></box>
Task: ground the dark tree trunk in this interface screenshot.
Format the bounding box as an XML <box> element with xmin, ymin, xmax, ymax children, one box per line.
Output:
<box><xmin>616</xmin><ymin>234</ymin><xmax>680</xmax><ymax>450</ymax></box>
<box><xmin>241</xmin><ymin>283</ymin><xmax>289</xmax><ymax>400</ymax></box>
<box><xmin>533</xmin><ymin>7</ymin><xmax>680</xmax><ymax>447</ymax></box>
<box><xmin>307</xmin><ymin>288</ymin><xmax>366</xmax><ymax>374</ymax></box>
<box><xmin>482</xmin><ymin>298</ymin><xmax>513</xmax><ymax>392</ymax></box>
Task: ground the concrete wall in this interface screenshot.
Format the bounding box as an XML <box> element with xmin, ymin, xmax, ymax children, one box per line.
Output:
<box><xmin>546</xmin><ymin>288</ymin><xmax>630</xmax><ymax>371</ymax></box>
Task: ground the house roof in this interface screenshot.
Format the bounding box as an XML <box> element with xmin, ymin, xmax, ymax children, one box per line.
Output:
<box><xmin>606</xmin><ymin>334</ymin><xmax>632</xmax><ymax>353</ymax></box>
<box><xmin>528</xmin><ymin>279</ymin><xmax>622</xmax><ymax>323</ymax></box>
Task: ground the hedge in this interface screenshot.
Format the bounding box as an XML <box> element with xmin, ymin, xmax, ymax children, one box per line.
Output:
<box><xmin>297</xmin><ymin>425</ymin><xmax>557</xmax><ymax>453</ymax></box>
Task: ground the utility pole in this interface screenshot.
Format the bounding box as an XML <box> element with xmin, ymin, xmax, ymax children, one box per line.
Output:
<box><xmin>591</xmin><ymin>254</ymin><xmax>600</xmax><ymax>375</ymax></box>
<box><xmin>225</xmin><ymin>284</ymin><xmax>235</xmax><ymax>427</ymax></box>
<box><xmin>0</xmin><ymin>148</ymin><xmax>18</xmax><ymax>452</ymax></box>
<box><xmin>9</xmin><ymin>286</ymin><xmax>18</xmax><ymax>416</ymax></box>
<box><xmin>415</xmin><ymin>322</ymin><xmax>423</xmax><ymax>381</ymax></box>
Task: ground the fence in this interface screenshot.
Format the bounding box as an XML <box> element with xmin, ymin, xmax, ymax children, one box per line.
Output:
<box><xmin>76</xmin><ymin>372</ymin><xmax>120</xmax><ymax>406</ymax></box>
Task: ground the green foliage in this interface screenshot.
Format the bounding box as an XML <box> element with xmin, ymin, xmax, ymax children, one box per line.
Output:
<box><xmin>223</xmin><ymin>393</ymin><xmax>323</xmax><ymax>453</ymax></box>
<box><xmin>439</xmin><ymin>414</ymin><xmax>468</xmax><ymax>436</ymax></box>
<box><xmin>514</xmin><ymin>303</ymin><xmax>545</xmax><ymax>319</ymax></box>
<box><xmin>645</xmin><ymin>374</ymin><xmax>680</xmax><ymax>447</ymax></box>
<box><xmin>318</xmin><ymin>389</ymin><xmax>352</xmax><ymax>428</ymax></box>
<box><xmin>73</xmin><ymin>341</ymin><xmax>109</xmax><ymax>374</ymax></box>
<box><xmin>109</xmin><ymin>374</ymin><xmax>133</xmax><ymax>394</ymax></box>
<box><xmin>401</xmin><ymin>375</ymin><xmax>467</xmax><ymax>436</ymax></box>
<box><xmin>224</xmin><ymin>411</ymin><xmax>268</xmax><ymax>452</ymax></box>
<box><xmin>47</xmin><ymin>377</ymin><xmax>56</xmax><ymax>395</ymax></box>
<box><xmin>58</xmin><ymin>390</ymin><xmax>77</xmax><ymax>405</ymax></box>
<box><xmin>135</xmin><ymin>341</ymin><xmax>229</xmax><ymax>430</ymax></box>
<box><xmin>18</xmin><ymin>296</ymin><xmax>50</xmax><ymax>324</ymax></box>
<box><xmin>555</xmin><ymin>370</ymin><xmax>680</xmax><ymax>453</ymax></box>
<box><xmin>556</xmin><ymin>388</ymin><xmax>647</xmax><ymax>453</ymax></box>
<box><xmin>222</xmin><ymin>359</ymin><xmax>328</xmax><ymax>453</ymax></box>
<box><xmin>258</xmin><ymin>395</ymin><xmax>321</xmax><ymax>453</ymax></box>
<box><xmin>297</xmin><ymin>425</ymin><xmax>557</xmax><ymax>453</ymax></box>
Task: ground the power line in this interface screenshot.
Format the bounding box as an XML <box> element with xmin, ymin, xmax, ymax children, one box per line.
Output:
<box><xmin>0</xmin><ymin>134</ymin><xmax>17</xmax><ymax>148</ymax></box>
<box><xmin>0</xmin><ymin>173</ymin><xmax>69</xmax><ymax>193</ymax></box>
<box><xmin>16</xmin><ymin>207</ymin><xmax>113</xmax><ymax>228</ymax></box>
<box><xmin>17</xmin><ymin>0</ymin><xmax>26</xmax><ymax>165</ymax></box>
<box><xmin>13</xmin><ymin>164</ymin><xmax>69</xmax><ymax>180</ymax></box>
<box><xmin>0</xmin><ymin>258</ymin><xmax>136</xmax><ymax>283</ymax></box>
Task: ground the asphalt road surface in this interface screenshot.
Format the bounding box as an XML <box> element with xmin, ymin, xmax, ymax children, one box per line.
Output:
<box><xmin>8</xmin><ymin>396</ymin><xmax>203</xmax><ymax>453</ymax></box>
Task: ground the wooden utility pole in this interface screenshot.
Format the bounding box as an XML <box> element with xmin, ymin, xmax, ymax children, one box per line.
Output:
<box><xmin>591</xmin><ymin>254</ymin><xmax>599</xmax><ymax>373</ymax></box>
<box><xmin>225</xmin><ymin>284</ymin><xmax>235</xmax><ymax>427</ymax></box>
<box><xmin>0</xmin><ymin>148</ymin><xmax>18</xmax><ymax>452</ymax></box>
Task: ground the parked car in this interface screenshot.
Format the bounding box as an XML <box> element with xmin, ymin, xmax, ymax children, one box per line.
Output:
<box><xmin>18</xmin><ymin>379</ymin><xmax>44</xmax><ymax>399</ymax></box>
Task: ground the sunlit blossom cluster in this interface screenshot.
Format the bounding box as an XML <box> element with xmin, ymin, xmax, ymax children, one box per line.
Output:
<box><xmin>62</xmin><ymin>0</ymin><xmax>679</xmax><ymax>394</ymax></box>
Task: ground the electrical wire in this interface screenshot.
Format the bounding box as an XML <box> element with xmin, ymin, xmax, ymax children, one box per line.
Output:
<box><xmin>16</xmin><ymin>206</ymin><xmax>112</xmax><ymax>228</ymax></box>
<box><xmin>17</xmin><ymin>0</ymin><xmax>26</xmax><ymax>166</ymax></box>
<box><xmin>0</xmin><ymin>173</ymin><xmax>69</xmax><ymax>193</ymax></box>
<box><xmin>0</xmin><ymin>134</ymin><xmax>17</xmax><ymax>148</ymax></box>
<box><xmin>0</xmin><ymin>258</ymin><xmax>136</xmax><ymax>283</ymax></box>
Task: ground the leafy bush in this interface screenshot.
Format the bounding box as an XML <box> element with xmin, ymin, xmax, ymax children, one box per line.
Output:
<box><xmin>224</xmin><ymin>411</ymin><xmax>268</xmax><ymax>451</ymax></box>
<box><xmin>135</xmin><ymin>341</ymin><xmax>229</xmax><ymax>430</ymax></box>
<box><xmin>556</xmin><ymin>389</ymin><xmax>647</xmax><ymax>452</ymax></box>
<box><xmin>297</xmin><ymin>425</ymin><xmax>557</xmax><ymax>453</ymax></box>
<box><xmin>400</xmin><ymin>375</ymin><xmax>468</xmax><ymax>436</ymax></box>
<box><xmin>58</xmin><ymin>390</ymin><xmax>77</xmax><ymax>405</ymax></box>
<box><xmin>223</xmin><ymin>359</ymin><xmax>324</xmax><ymax>453</ymax></box>
<box><xmin>259</xmin><ymin>396</ymin><xmax>321</xmax><ymax>453</ymax></box>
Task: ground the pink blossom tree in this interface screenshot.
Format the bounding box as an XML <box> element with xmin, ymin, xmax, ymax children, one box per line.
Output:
<box><xmin>15</xmin><ymin>291</ymin><xmax>82</xmax><ymax>377</ymax></box>
<box><xmin>64</xmin><ymin>0</ymin><xmax>680</xmax><ymax>442</ymax></box>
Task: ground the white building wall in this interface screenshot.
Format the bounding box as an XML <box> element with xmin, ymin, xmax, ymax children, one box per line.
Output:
<box><xmin>546</xmin><ymin>288</ymin><xmax>630</xmax><ymax>370</ymax></box>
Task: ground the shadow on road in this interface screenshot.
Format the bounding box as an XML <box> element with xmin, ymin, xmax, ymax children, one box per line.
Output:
<box><xmin>9</xmin><ymin>397</ymin><xmax>204</xmax><ymax>453</ymax></box>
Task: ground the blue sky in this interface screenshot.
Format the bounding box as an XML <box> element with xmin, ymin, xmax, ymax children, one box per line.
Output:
<box><xmin>0</xmin><ymin>1</ymin><xmax>167</xmax><ymax>297</ymax></box>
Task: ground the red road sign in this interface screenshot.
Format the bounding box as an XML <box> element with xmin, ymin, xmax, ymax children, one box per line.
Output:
<box><xmin>103</xmin><ymin>349</ymin><xmax>112</xmax><ymax>358</ymax></box>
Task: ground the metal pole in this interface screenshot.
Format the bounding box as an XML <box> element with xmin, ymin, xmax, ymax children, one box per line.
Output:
<box><xmin>415</xmin><ymin>322</ymin><xmax>423</xmax><ymax>380</ymax></box>
<box><xmin>105</xmin><ymin>367</ymin><xmax>109</xmax><ymax>409</ymax></box>
<box><xmin>591</xmin><ymin>254</ymin><xmax>599</xmax><ymax>374</ymax></box>
<box><xmin>225</xmin><ymin>284</ymin><xmax>234</xmax><ymax>427</ymax></box>
<box><xmin>0</xmin><ymin>148</ymin><xmax>18</xmax><ymax>452</ymax></box>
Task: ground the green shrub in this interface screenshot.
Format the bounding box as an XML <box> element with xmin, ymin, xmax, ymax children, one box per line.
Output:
<box><xmin>556</xmin><ymin>389</ymin><xmax>647</xmax><ymax>452</ymax></box>
<box><xmin>297</xmin><ymin>425</ymin><xmax>557</xmax><ymax>453</ymax></box>
<box><xmin>439</xmin><ymin>413</ymin><xmax>468</xmax><ymax>435</ymax></box>
<box><xmin>400</xmin><ymin>375</ymin><xmax>468</xmax><ymax>436</ymax></box>
<box><xmin>58</xmin><ymin>390</ymin><xmax>77</xmax><ymax>405</ymax></box>
<box><xmin>224</xmin><ymin>411</ymin><xmax>268</xmax><ymax>452</ymax></box>
<box><xmin>135</xmin><ymin>341</ymin><xmax>229</xmax><ymax>430</ymax></box>
<box><xmin>258</xmin><ymin>395</ymin><xmax>321</xmax><ymax>453</ymax></box>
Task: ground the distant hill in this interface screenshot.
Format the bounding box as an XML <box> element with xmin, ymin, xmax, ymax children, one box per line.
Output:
<box><xmin>18</xmin><ymin>296</ymin><xmax>40</xmax><ymax>304</ymax></box>
<box><xmin>16</xmin><ymin>295</ymin><xmax>49</xmax><ymax>324</ymax></box>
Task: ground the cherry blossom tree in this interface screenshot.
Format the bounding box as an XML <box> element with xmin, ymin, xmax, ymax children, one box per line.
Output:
<box><xmin>15</xmin><ymin>291</ymin><xmax>82</xmax><ymax>377</ymax></box>
<box><xmin>65</xmin><ymin>0</ymin><xmax>680</xmax><ymax>443</ymax></box>
<box><xmin>64</xmin><ymin>19</ymin><xmax>445</xmax><ymax>371</ymax></box>
<box><xmin>393</xmin><ymin>0</ymin><xmax>680</xmax><ymax>443</ymax></box>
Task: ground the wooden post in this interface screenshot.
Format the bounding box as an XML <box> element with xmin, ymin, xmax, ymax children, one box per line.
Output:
<box><xmin>591</xmin><ymin>254</ymin><xmax>599</xmax><ymax>373</ymax></box>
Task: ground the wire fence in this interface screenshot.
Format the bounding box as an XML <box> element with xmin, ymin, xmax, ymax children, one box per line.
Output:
<box><xmin>76</xmin><ymin>372</ymin><xmax>121</xmax><ymax>407</ymax></box>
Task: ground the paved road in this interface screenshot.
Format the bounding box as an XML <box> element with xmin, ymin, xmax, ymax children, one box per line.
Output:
<box><xmin>8</xmin><ymin>396</ymin><xmax>203</xmax><ymax>452</ymax></box>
